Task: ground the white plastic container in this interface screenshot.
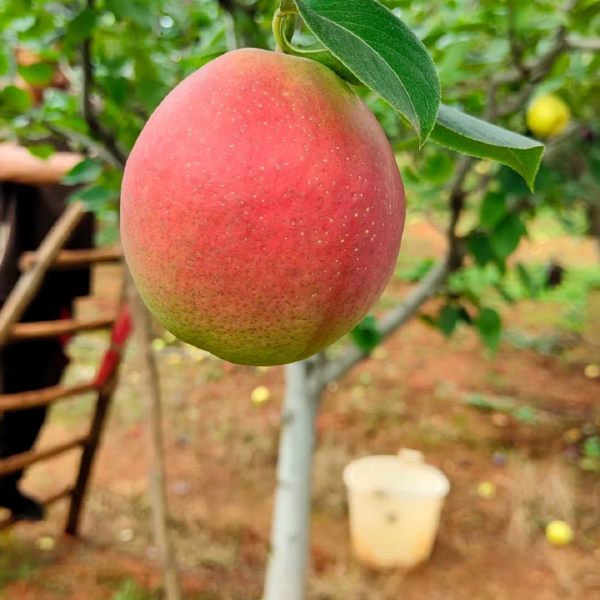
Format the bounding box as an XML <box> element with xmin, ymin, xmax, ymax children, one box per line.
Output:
<box><xmin>343</xmin><ymin>449</ymin><xmax>450</xmax><ymax>570</ymax></box>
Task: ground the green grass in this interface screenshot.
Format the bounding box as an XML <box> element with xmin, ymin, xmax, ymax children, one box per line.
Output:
<box><xmin>110</xmin><ymin>580</ymin><xmax>158</xmax><ymax>600</ymax></box>
<box><xmin>541</xmin><ymin>266</ymin><xmax>600</xmax><ymax>333</ymax></box>
<box><xmin>0</xmin><ymin>536</ymin><xmax>46</xmax><ymax>588</ymax></box>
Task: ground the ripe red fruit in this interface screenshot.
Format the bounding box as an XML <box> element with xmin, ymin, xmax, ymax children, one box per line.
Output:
<box><xmin>121</xmin><ymin>49</ymin><xmax>405</xmax><ymax>366</ymax></box>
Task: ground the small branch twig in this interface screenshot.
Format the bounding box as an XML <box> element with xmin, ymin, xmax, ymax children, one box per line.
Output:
<box><xmin>506</xmin><ymin>0</ymin><xmax>526</xmax><ymax>73</ymax></box>
<box><xmin>81</xmin><ymin>0</ymin><xmax>127</xmax><ymax>168</ymax></box>
<box><xmin>43</xmin><ymin>121</ymin><xmax>123</xmax><ymax>169</ymax></box>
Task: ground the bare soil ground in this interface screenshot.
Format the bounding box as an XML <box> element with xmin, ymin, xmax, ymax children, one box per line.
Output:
<box><xmin>1</xmin><ymin>217</ymin><xmax>599</xmax><ymax>600</ymax></box>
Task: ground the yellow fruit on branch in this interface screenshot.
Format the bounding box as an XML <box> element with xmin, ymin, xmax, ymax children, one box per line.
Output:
<box><xmin>526</xmin><ymin>94</ymin><xmax>571</xmax><ymax>139</ymax></box>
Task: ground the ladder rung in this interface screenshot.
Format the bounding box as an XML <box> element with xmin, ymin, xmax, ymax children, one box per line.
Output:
<box><xmin>0</xmin><ymin>382</ymin><xmax>98</xmax><ymax>411</ymax></box>
<box><xmin>0</xmin><ymin>436</ymin><xmax>88</xmax><ymax>477</ymax></box>
<box><xmin>44</xmin><ymin>486</ymin><xmax>75</xmax><ymax>506</ymax></box>
<box><xmin>19</xmin><ymin>246</ymin><xmax>122</xmax><ymax>272</ymax></box>
<box><xmin>0</xmin><ymin>486</ymin><xmax>74</xmax><ymax>531</ymax></box>
<box><xmin>0</xmin><ymin>203</ymin><xmax>86</xmax><ymax>350</ymax></box>
<box><xmin>9</xmin><ymin>315</ymin><xmax>117</xmax><ymax>341</ymax></box>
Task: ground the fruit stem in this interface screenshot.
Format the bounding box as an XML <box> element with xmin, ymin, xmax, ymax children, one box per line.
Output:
<box><xmin>279</xmin><ymin>0</ymin><xmax>298</xmax><ymax>14</ymax></box>
<box><xmin>272</xmin><ymin>3</ymin><xmax>298</xmax><ymax>54</ymax></box>
<box><xmin>271</xmin><ymin>3</ymin><xmax>363</xmax><ymax>85</ymax></box>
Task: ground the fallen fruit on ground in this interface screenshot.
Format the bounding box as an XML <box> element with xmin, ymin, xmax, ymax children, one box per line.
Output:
<box><xmin>545</xmin><ymin>520</ymin><xmax>574</xmax><ymax>546</ymax></box>
<box><xmin>477</xmin><ymin>481</ymin><xmax>497</xmax><ymax>499</ymax></box>
<box><xmin>526</xmin><ymin>94</ymin><xmax>571</xmax><ymax>139</ymax></box>
<box><xmin>121</xmin><ymin>49</ymin><xmax>405</xmax><ymax>365</ymax></box>
<box><xmin>251</xmin><ymin>386</ymin><xmax>271</xmax><ymax>405</ymax></box>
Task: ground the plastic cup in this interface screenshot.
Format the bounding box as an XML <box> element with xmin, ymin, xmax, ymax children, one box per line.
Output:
<box><xmin>343</xmin><ymin>449</ymin><xmax>450</xmax><ymax>570</ymax></box>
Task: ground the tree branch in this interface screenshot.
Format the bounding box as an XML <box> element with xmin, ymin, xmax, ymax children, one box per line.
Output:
<box><xmin>566</xmin><ymin>37</ymin><xmax>600</xmax><ymax>51</ymax></box>
<box><xmin>489</xmin><ymin>0</ymin><xmax>581</xmax><ymax>118</ymax></box>
<box><xmin>81</xmin><ymin>0</ymin><xmax>128</xmax><ymax>169</ymax></box>
<box><xmin>491</xmin><ymin>34</ymin><xmax>595</xmax><ymax>89</ymax></box>
<box><xmin>42</xmin><ymin>121</ymin><xmax>124</xmax><ymax>169</ymax></box>
<box><xmin>322</xmin><ymin>258</ymin><xmax>451</xmax><ymax>383</ymax></box>
<box><xmin>492</xmin><ymin>21</ymin><xmax>570</xmax><ymax>118</ymax></box>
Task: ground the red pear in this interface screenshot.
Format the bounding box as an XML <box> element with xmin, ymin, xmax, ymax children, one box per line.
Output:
<box><xmin>121</xmin><ymin>48</ymin><xmax>405</xmax><ymax>366</ymax></box>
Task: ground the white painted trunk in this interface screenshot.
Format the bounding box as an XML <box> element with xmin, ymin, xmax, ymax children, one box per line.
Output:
<box><xmin>263</xmin><ymin>360</ymin><xmax>320</xmax><ymax>600</ymax></box>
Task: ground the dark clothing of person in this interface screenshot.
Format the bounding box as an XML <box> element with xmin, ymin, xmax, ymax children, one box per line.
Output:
<box><xmin>0</xmin><ymin>181</ymin><xmax>94</xmax><ymax>490</ymax></box>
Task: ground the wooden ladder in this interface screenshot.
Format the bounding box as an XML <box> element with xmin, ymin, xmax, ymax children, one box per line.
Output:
<box><xmin>0</xmin><ymin>201</ymin><xmax>129</xmax><ymax>534</ymax></box>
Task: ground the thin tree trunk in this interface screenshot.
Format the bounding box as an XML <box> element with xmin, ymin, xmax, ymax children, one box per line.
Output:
<box><xmin>263</xmin><ymin>360</ymin><xmax>321</xmax><ymax>600</ymax></box>
<box><xmin>128</xmin><ymin>275</ymin><xmax>182</xmax><ymax>600</ymax></box>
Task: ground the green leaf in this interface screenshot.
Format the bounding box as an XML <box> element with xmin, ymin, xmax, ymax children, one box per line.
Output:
<box><xmin>401</xmin><ymin>165</ymin><xmax>421</xmax><ymax>185</ymax></box>
<box><xmin>495</xmin><ymin>284</ymin><xmax>516</xmax><ymax>305</ymax></box>
<box><xmin>579</xmin><ymin>457</ymin><xmax>600</xmax><ymax>472</ymax></box>
<box><xmin>436</xmin><ymin>40</ymin><xmax>471</xmax><ymax>87</ymax></box>
<box><xmin>498</xmin><ymin>164</ymin><xmax>532</xmax><ymax>198</ymax></box>
<box><xmin>589</xmin><ymin>157</ymin><xmax>600</xmax><ymax>186</ymax></box>
<box><xmin>0</xmin><ymin>50</ymin><xmax>9</xmax><ymax>78</ymax></box>
<box><xmin>392</xmin><ymin>135</ymin><xmax>419</xmax><ymax>153</ymax></box>
<box><xmin>419</xmin><ymin>314</ymin><xmax>438</xmax><ymax>329</ymax></box>
<box><xmin>106</xmin><ymin>0</ymin><xmax>155</xmax><ymax>28</ymax></box>
<box><xmin>466</xmin><ymin>393</ymin><xmax>515</xmax><ymax>412</ymax></box>
<box><xmin>516</xmin><ymin>263</ymin><xmax>539</xmax><ymax>298</ymax></box>
<box><xmin>137</xmin><ymin>80</ymin><xmax>169</xmax><ymax>113</ymax></box>
<box><xmin>421</xmin><ymin>153</ymin><xmax>454</xmax><ymax>185</ymax></box>
<box><xmin>18</xmin><ymin>63</ymin><xmax>55</xmax><ymax>86</ymax></box>
<box><xmin>65</xmin><ymin>7</ymin><xmax>97</xmax><ymax>44</ymax></box>
<box><xmin>583</xmin><ymin>436</ymin><xmax>600</xmax><ymax>459</ymax></box>
<box><xmin>71</xmin><ymin>186</ymin><xmax>119</xmax><ymax>211</ymax></box>
<box><xmin>512</xmin><ymin>405</ymin><xmax>538</xmax><ymax>424</ymax></box>
<box><xmin>430</xmin><ymin>104</ymin><xmax>544</xmax><ymax>191</ymax></box>
<box><xmin>395</xmin><ymin>257</ymin><xmax>435</xmax><ymax>282</ymax></box>
<box><xmin>28</xmin><ymin>144</ymin><xmax>56</xmax><ymax>159</ymax></box>
<box><xmin>350</xmin><ymin>314</ymin><xmax>382</xmax><ymax>353</ymax></box>
<box><xmin>62</xmin><ymin>158</ymin><xmax>103</xmax><ymax>185</ymax></box>
<box><xmin>479</xmin><ymin>191</ymin><xmax>506</xmax><ymax>229</ymax></box>
<box><xmin>438</xmin><ymin>304</ymin><xmax>460</xmax><ymax>336</ymax></box>
<box><xmin>294</xmin><ymin>0</ymin><xmax>441</xmax><ymax>143</ymax></box>
<box><xmin>103</xmin><ymin>76</ymin><xmax>129</xmax><ymax>108</ymax></box>
<box><xmin>475</xmin><ymin>307</ymin><xmax>502</xmax><ymax>351</ymax></box>
<box><xmin>465</xmin><ymin>394</ymin><xmax>497</xmax><ymax>412</ymax></box>
<box><xmin>0</xmin><ymin>85</ymin><xmax>33</xmax><ymax>112</ymax></box>
<box><xmin>467</xmin><ymin>233</ymin><xmax>494</xmax><ymax>267</ymax></box>
<box><xmin>490</xmin><ymin>214</ymin><xmax>525</xmax><ymax>261</ymax></box>
<box><xmin>457</xmin><ymin>306</ymin><xmax>472</xmax><ymax>324</ymax></box>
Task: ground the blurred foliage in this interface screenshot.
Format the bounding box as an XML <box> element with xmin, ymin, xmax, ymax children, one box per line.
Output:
<box><xmin>350</xmin><ymin>314</ymin><xmax>382</xmax><ymax>353</ymax></box>
<box><xmin>0</xmin><ymin>0</ymin><xmax>599</xmax><ymax>351</ymax></box>
<box><xmin>0</xmin><ymin>0</ymin><xmax>278</xmax><ymax>224</ymax></box>
<box><xmin>466</xmin><ymin>392</ymin><xmax>541</xmax><ymax>424</ymax></box>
